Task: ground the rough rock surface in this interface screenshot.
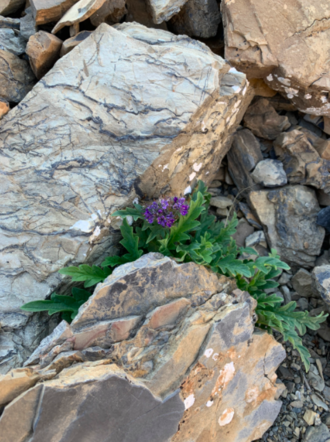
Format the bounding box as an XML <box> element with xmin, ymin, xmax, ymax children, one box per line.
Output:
<box><xmin>317</xmin><ymin>206</ymin><xmax>330</xmax><ymax>233</ymax></box>
<box><xmin>59</xmin><ymin>30</ymin><xmax>92</xmax><ymax>56</ymax></box>
<box><xmin>148</xmin><ymin>0</ymin><xmax>188</xmax><ymax>24</ymax></box>
<box><xmin>168</xmin><ymin>0</ymin><xmax>220</xmax><ymax>38</ymax></box>
<box><xmin>243</xmin><ymin>99</ymin><xmax>290</xmax><ymax>140</ymax></box>
<box><xmin>274</xmin><ymin>129</ymin><xmax>330</xmax><ymax>194</ymax></box>
<box><xmin>0</xmin><ymin>98</ymin><xmax>9</xmax><ymax>119</ymax></box>
<box><xmin>312</xmin><ymin>265</ymin><xmax>330</xmax><ymax>311</ymax></box>
<box><xmin>0</xmin><ymin>254</ymin><xmax>286</xmax><ymax>442</ymax></box>
<box><xmin>20</xmin><ymin>7</ymin><xmax>38</xmax><ymax>41</ymax></box>
<box><xmin>0</xmin><ymin>23</ymin><xmax>253</xmax><ymax>371</ymax></box>
<box><xmin>0</xmin><ymin>0</ymin><xmax>25</xmax><ymax>15</ymax></box>
<box><xmin>0</xmin><ymin>16</ymin><xmax>20</xmax><ymax>29</ymax></box>
<box><xmin>0</xmin><ymin>49</ymin><xmax>35</xmax><ymax>102</ymax></box>
<box><xmin>31</xmin><ymin>0</ymin><xmax>80</xmax><ymax>25</ymax></box>
<box><xmin>251</xmin><ymin>159</ymin><xmax>287</xmax><ymax>188</ymax></box>
<box><xmin>221</xmin><ymin>0</ymin><xmax>330</xmax><ymax>117</ymax></box>
<box><xmin>90</xmin><ymin>0</ymin><xmax>126</xmax><ymax>26</ymax></box>
<box><xmin>0</xmin><ymin>29</ymin><xmax>26</xmax><ymax>55</ymax></box>
<box><xmin>249</xmin><ymin>185</ymin><xmax>325</xmax><ymax>268</ymax></box>
<box><xmin>26</xmin><ymin>31</ymin><xmax>62</xmax><ymax>79</ymax></box>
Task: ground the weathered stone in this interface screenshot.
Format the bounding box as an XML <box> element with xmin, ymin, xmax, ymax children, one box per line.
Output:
<box><xmin>221</xmin><ymin>0</ymin><xmax>330</xmax><ymax>117</ymax></box>
<box><xmin>26</xmin><ymin>31</ymin><xmax>62</xmax><ymax>79</ymax></box>
<box><xmin>0</xmin><ymin>49</ymin><xmax>35</xmax><ymax>102</ymax></box>
<box><xmin>291</xmin><ymin>269</ymin><xmax>313</xmax><ymax>298</ymax></box>
<box><xmin>227</xmin><ymin>128</ymin><xmax>263</xmax><ymax>194</ymax></box>
<box><xmin>243</xmin><ymin>98</ymin><xmax>290</xmax><ymax>140</ymax></box>
<box><xmin>274</xmin><ymin>129</ymin><xmax>330</xmax><ymax>193</ymax></box>
<box><xmin>249</xmin><ymin>185</ymin><xmax>325</xmax><ymax>268</ymax></box>
<box><xmin>249</xmin><ymin>78</ymin><xmax>277</xmax><ymax>98</ymax></box>
<box><xmin>324</xmin><ymin>116</ymin><xmax>330</xmax><ymax>136</ymax></box>
<box><xmin>90</xmin><ymin>0</ymin><xmax>126</xmax><ymax>26</ymax></box>
<box><xmin>303</xmin><ymin>409</ymin><xmax>318</xmax><ymax>426</ymax></box>
<box><xmin>148</xmin><ymin>0</ymin><xmax>188</xmax><ymax>24</ymax></box>
<box><xmin>232</xmin><ymin>218</ymin><xmax>255</xmax><ymax>248</ymax></box>
<box><xmin>245</xmin><ymin>230</ymin><xmax>267</xmax><ymax>248</ymax></box>
<box><xmin>251</xmin><ymin>159</ymin><xmax>287</xmax><ymax>188</ymax></box>
<box><xmin>20</xmin><ymin>7</ymin><xmax>38</xmax><ymax>41</ymax></box>
<box><xmin>125</xmin><ymin>0</ymin><xmax>167</xmax><ymax>29</ymax></box>
<box><xmin>168</xmin><ymin>0</ymin><xmax>220</xmax><ymax>38</ymax></box>
<box><xmin>312</xmin><ymin>265</ymin><xmax>330</xmax><ymax>311</ymax></box>
<box><xmin>210</xmin><ymin>195</ymin><xmax>233</xmax><ymax>209</ymax></box>
<box><xmin>0</xmin><ymin>0</ymin><xmax>25</xmax><ymax>15</ymax></box>
<box><xmin>52</xmin><ymin>0</ymin><xmax>107</xmax><ymax>34</ymax></box>
<box><xmin>0</xmin><ymin>98</ymin><xmax>9</xmax><ymax>119</ymax></box>
<box><xmin>30</xmin><ymin>0</ymin><xmax>79</xmax><ymax>25</ymax></box>
<box><xmin>0</xmin><ymin>255</ymin><xmax>285</xmax><ymax>441</ymax></box>
<box><xmin>59</xmin><ymin>30</ymin><xmax>92</xmax><ymax>56</ymax></box>
<box><xmin>317</xmin><ymin>206</ymin><xmax>330</xmax><ymax>232</ymax></box>
<box><xmin>0</xmin><ymin>367</ymin><xmax>40</xmax><ymax>406</ymax></box>
<box><xmin>0</xmin><ymin>15</ymin><xmax>20</xmax><ymax>29</ymax></box>
<box><xmin>303</xmin><ymin>423</ymin><xmax>330</xmax><ymax>442</ymax></box>
<box><xmin>0</xmin><ymin>23</ymin><xmax>253</xmax><ymax>369</ymax></box>
<box><xmin>317</xmin><ymin>189</ymin><xmax>330</xmax><ymax>207</ymax></box>
<box><xmin>0</xmin><ymin>29</ymin><xmax>25</xmax><ymax>55</ymax></box>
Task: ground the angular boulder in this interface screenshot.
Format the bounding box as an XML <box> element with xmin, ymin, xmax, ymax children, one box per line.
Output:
<box><xmin>221</xmin><ymin>0</ymin><xmax>330</xmax><ymax>117</ymax></box>
<box><xmin>312</xmin><ymin>265</ymin><xmax>330</xmax><ymax>311</ymax></box>
<box><xmin>0</xmin><ymin>254</ymin><xmax>286</xmax><ymax>442</ymax></box>
<box><xmin>249</xmin><ymin>185</ymin><xmax>325</xmax><ymax>268</ymax></box>
<box><xmin>0</xmin><ymin>23</ymin><xmax>253</xmax><ymax>372</ymax></box>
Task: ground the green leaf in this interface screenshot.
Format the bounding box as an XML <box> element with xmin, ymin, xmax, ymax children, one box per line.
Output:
<box><xmin>167</xmin><ymin>191</ymin><xmax>204</xmax><ymax>249</ymax></box>
<box><xmin>58</xmin><ymin>265</ymin><xmax>112</xmax><ymax>288</ymax></box>
<box><xmin>112</xmin><ymin>204</ymin><xmax>144</xmax><ymax>221</ymax></box>
<box><xmin>119</xmin><ymin>218</ymin><xmax>143</xmax><ymax>260</ymax></box>
<box><xmin>71</xmin><ymin>287</ymin><xmax>91</xmax><ymax>303</ymax></box>
<box><xmin>101</xmin><ymin>256</ymin><xmax>129</xmax><ymax>268</ymax></box>
<box><xmin>216</xmin><ymin>254</ymin><xmax>252</xmax><ymax>278</ymax></box>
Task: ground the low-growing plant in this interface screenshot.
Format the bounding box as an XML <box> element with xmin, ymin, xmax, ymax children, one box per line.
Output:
<box><xmin>21</xmin><ymin>181</ymin><xmax>327</xmax><ymax>371</ymax></box>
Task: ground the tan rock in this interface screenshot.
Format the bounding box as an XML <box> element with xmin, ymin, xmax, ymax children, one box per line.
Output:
<box><xmin>52</xmin><ymin>0</ymin><xmax>107</xmax><ymax>34</ymax></box>
<box><xmin>0</xmin><ymin>0</ymin><xmax>25</xmax><ymax>15</ymax></box>
<box><xmin>26</xmin><ymin>31</ymin><xmax>62</xmax><ymax>79</ymax></box>
<box><xmin>324</xmin><ymin>116</ymin><xmax>330</xmax><ymax>136</ymax></box>
<box><xmin>30</xmin><ymin>0</ymin><xmax>80</xmax><ymax>25</ymax></box>
<box><xmin>0</xmin><ymin>368</ymin><xmax>40</xmax><ymax>406</ymax></box>
<box><xmin>243</xmin><ymin>98</ymin><xmax>290</xmax><ymax>140</ymax></box>
<box><xmin>249</xmin><ymin>78</ymin><xmax>277</xmax><ymax>98</ymax></box>
<box><xmin>59</xmin><ymin>30</ymin><xmax>92</xmax><ymax>56</ymax></box>
<box><xmin>0</xmin><ymin>98</ymin><xmax>9</xmax><ymax>119</ymax></box>
<box><xmin>0</xmin><ymin>49</ymin><xmax>35</xmax><ymax>103</ymax></box>
<box><xmin>90</xmin><ymin>0</ymin><xmax>126</xmax><ymax>26</ymax></box>
<box><xmin>221</xmin><ymin>0</ymin><xmax>330</xmax><ymax>117</ymax></box>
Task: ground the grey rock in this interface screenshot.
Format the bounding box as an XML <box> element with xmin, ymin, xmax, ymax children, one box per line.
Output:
<box><xmin>20</xmin><ymin>7</ymin><xmax>38</xmax><ymax>41</ymax></box>
<box><xmin>316</xmin><ymin>250</ymin><xmax>330</xmax><ymax>267</ymax></box>
<box><xmin>297</xmin><ymin>298</ymin><xmax>309</xmax><ymax>310</ymax></box>
<box><xmin>311</xmin><ymin>393</ymin><xmax>329</xmax><ymax>411</ymax></box>
<box><xmin>243</xmin><ymin>98</ymin><xmax>290</xmax><ymax>140</ymax></box>
<box><xmin>148</xmin><ymin>0</ymin><xmax>188</xmax><ymax>23</ymax></box>
<box><xmin>251</xmin><ymin>159</ymin><xmax>287</xmax><ymax>188</ymax></box>
<box><xmin>168</xmin><ymin>0</ymin><xmax>220</xmax><ymax>38</ymax></box>
<box><xmin>303</xmin><ymin>423</ymin><xmax>330</xmax><ymax>442</ymax></box>
<box><xmin>280</xmin><ymin>285</ymin><xmax>291</xmax><ymax>304</ymax></box>
<box><xmin>307</xmin><ymin>370</ymin><xmax>325</xmax><ymax>392</ymax></box>
<box><xmin>323</xmin><ymin>386</ymin><xmax>330</xmax><ymax>402</ymax></box>
<box><xmin>125</xmin><ymin>0</ymin><xmax>167</xmax><ymax>29</ymax></box>
<box><xmin>0</xmin><ymin>23</ymin><xmax>253</xmax><ymax>367</ymax></box>
<box><xmin>232</xmin><ymin>218</ymin><xmax>254</xmax><ymax>248</ymax></box>
<box><xmin>0</xmin><ymin>15</ymin><xmax>20</xmax><ymax>29</ymax></box>
<box><xmin>0</xmin><ymin>49</ymin><xmax>35</xmax><ymax>102</ymax></box>
<box><xmin>0</xmin><ymin>29</ymin><xmax>26</xmax><ymax>55</ymax></box>
<box><xmin>292</xmin><ymin>269</ymin><xmax>313</xmax><ymax>298</ymax></box>
<box><xmin>278</xmin><ymin>272</ymin><xmax>292</xmax><ymax>285</ymax></box>
<box><xmin>312</xmin><ymin>265</ymin><xmax>330</xmax><ymax>311</ymax></box>
<box><xmin>317</xmin><ymin>206</ymin><xmax>330</xmax><ymax>232</ymax></box>
<box><xmin>227</xmin><ymin>128</ymin><xmax>263</xmax><ymax>195</ymax></box>
<box><xmin>249</xmin><ymin>185</ymin><xmax>325</xmax><ymax>268</ymax></box>
<box><xmin>245</xmin><ymin>230</ymin><xmax>266</xmax><ymax>248</ymax></box>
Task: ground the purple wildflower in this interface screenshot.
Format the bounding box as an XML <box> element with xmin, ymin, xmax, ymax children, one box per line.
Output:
<box><xmin>144</xmin><ymin>196</ymin><xmax>190</xmax><ymax>228</ymax></box>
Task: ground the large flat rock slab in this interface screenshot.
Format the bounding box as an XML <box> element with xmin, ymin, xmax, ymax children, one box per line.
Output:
<box><xmin>0</xmin><ymin>23</ymin><xmax>252</xmax><ymax>371</ymax></box>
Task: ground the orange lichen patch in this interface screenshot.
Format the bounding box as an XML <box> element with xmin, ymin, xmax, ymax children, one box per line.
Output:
<box><xmin>218</xmin><ymin>408</ymin><xmax>235</xmax><ymax>426</ymax></box>
<box><xmin>180</xmin><ymin>362</ymin><xmax>214</xmax><ymax>399</ymax></box>
<box><xmin>211</xmin><ymin>361</ymin><xmax>236</xmax><ymax>396</ymax></box>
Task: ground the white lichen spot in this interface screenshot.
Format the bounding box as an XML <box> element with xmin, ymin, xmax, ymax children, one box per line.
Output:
<box><xmin>284</xmin><ymin>87</ymin><xmax>298</xmax><ymax>97</ymax></box>
<box><xmin>175</xmin><ymin>147</ymin><xmax>183</xmax><ymax>153</ymax></box>
<box><xmin>162</xmin><ymin>164</ymin><xmax>169</xmax><ymax>171</ymax></box>
<box><xmin>304</xmin><ymin>94</ymin><xmax>312</xmax><ymax>99</ymax></box>
<box><xmin>133</xmin><ymin>197</ymin><xmax>139</xmax><ymax>204</ymax></box>
<box><xmin>219</xmin><ymin>408</ymin><xmax>235</xmax><ymax>426</ymax></box>
<box><xmin>206</xmin><ymin>400</ymin><xmax>214</xmax><ymax>407</ymax></box>
<box><xmin>189</xmin><ymin>172</ymin><xmax>196</xmax><ymax>181</ymax></box>
<box><xmin>219</xmin><ymin>362</ymin><xmax>235</xmax><ymax>386</ymax></box>
<box><xmin>229</xmin><ymin>67</ymin><xmax>239</xmax><ymax>74</ymax></box>
<box><xmin>126</xmin><ymin>215</ymin><xmax>133</xmax><ymax>225</ymax></box>
<box><xmin>184</xmin><ymin>185</ymin><xmax>192</xmax><ymax>195</ymax></box>
<box><xmin>278</xmin><ymin>77</ymin><xmax>291</xmax><ymax>86</ymax></box>
<box><xmin>201</xmin><ymin>121</ymin><xmax>207</xmax><ymax>133</ymax></box>
<box><xmin>266</xmin><ymin>74</ymin><xmax>273</xmax><ymax>82</ymax></box>
<box><xmin>321</xmin><ymin>96</ymin><xmax>328</xmax><ymax>103</ymax></box>
<box><xmin>158</xmin><ymin>164</ymin><xmax>162</xmax><ymax>168</ymax></box>
<box><xmin>206</xmin><ymin>171</ymin><xmax>210</xmax><ymax>175</ymax></box>
<box><xmin>184</xmin><ymin>394</ymin><xmax>195</xmax><ymax>410</ymax></box>
<box><xmin>231</xmin><ymin>85</ymin><xmax>241</xmax><ymax>93</ymax></box>
<box><xmin>70</xmin><ymin>218</ymin><xmax>95</xmax><ymax>233</ymax></box>
<box><xmin>193</xmin><ymin>162</ymin><xmax>203</xmax><ymax>172</ymax></box>
<box><xmin>204</xmin><ymin>348</ymin><xmax>213</xmax><ymax>358</ymax></box>
<box><xmin>212</xmin><ymin>353</ymin><xmax>219</xmax><ymax>361</ymax></box>
<box><xmin>287</xmin><ymin>94</ymin><xmax>294</xmax><ymax>99</ymax></box>
<box><xmin>93</xmin><ymin>226</ymin><xmax>101</xmax><ymax>237</ymax></box>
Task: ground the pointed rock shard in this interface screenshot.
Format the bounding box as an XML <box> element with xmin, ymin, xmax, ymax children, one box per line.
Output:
<box><xmin>0</xmin><ymin>0</ymin><xmax>25</xmax><ymax>15</ymax></box>
<box><xmin>59</xmin><ymin>30</ymin><xmax>92</xmax><ymax>56</ymax></box>
<box><xmin>148</xmin><ymin>0</ymin><xmax>188</xmax><ymax>24</ymax></box>
<box><xmin>0</xmin><ymin>23</ymin><xmax>252</xmax><ymax>370</ymax></box>
<box><xmin>26</xmin><ymin>31</ymin><xmax>62</xmax><ymax>79</ymax></box>
<box><xmin>0</xmin><ymin>367</ymin><xmax>40</xmax><ymax>406</ymax></box>
<box><xmin>30</xmin><ymin>0</ymin><xmax>80</xmax><ymax>25</ymax></box>
<box><xmin>52</xmin><ymin>0</ymin><xmax>107</xmax><ymax>34</ymax></box>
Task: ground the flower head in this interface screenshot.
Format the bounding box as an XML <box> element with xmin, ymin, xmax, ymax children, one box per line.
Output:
<box><xmin>144</xmin><ymin>196</ymin><xmax>189</xmax><ymax>228</ymax></box>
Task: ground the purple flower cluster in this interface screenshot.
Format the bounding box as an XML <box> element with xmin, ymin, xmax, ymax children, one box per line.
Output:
<box><xmin>144</xmin><ymin>197</ymin><xmax>189</xmax><ymax>228</ymax></box>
